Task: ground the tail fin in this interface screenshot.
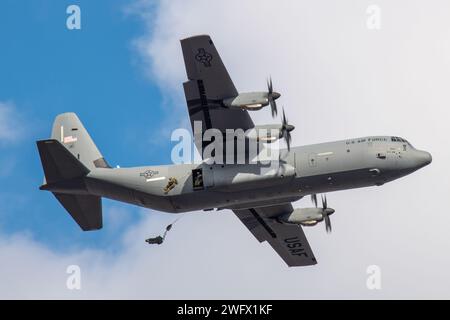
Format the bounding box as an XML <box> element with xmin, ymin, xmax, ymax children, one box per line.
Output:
<box><xmin>37</xmin><ymin>112</ymin><xmax>106</xmax><ymax>231</ymax></box>
<box><xmin>37</xmin><ymin>139</ymin><xmax>89</xmax><ymax>184</ymax></box>
<box><xmin>51</xmin><ymin>112</ymin><xmax>110</xmax><ymax>170</ymax></box>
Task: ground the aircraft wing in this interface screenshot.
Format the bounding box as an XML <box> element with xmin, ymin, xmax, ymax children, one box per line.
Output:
<box><xmin>180</xmin><ymin>35</ymin><xmax>254</xmax><ymax>155</ymax></box>
<box><xmin>233</xmin><ymin>204</ymin><xmax>317</xmax><ymax>267</ymax></box>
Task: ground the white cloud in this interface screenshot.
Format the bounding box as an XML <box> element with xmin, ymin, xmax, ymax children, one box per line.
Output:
<box><xmin>2</xmin><ymin>200</ymin><xmax>449</xmax><ymax>299</ymax></box>
<box><xmin>0</xmin><ymin>101</ymin><xmax>22</xmax><ymax>143</ymax></box>
<box><xmin>1</xmin><ymin>0</ymin><xmax>450</xmax><ymax>299</ymax></box>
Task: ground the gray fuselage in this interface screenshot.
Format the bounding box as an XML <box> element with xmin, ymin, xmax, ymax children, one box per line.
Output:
<box><xmin>84</xmin><ymin>136</ymin><xmax>431</xmax><ymax>214</ymax></box>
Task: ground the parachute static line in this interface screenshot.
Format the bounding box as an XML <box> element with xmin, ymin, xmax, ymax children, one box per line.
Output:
<box><xmin>145</xmin><ymin>217</ymin><xmax>181</xmax><ymax>245</ymax></box>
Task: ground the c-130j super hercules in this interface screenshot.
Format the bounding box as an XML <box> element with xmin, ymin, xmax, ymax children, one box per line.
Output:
<box><xmin>37</xmin><ymin>35</ymin><xmax>431</xmax><ymax>267</ymax></box>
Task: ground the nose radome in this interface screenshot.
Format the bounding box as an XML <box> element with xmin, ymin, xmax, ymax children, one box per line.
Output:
<box><xmin>425</xmin><ymin>152</ymin><xmax>432</xmax><ymax>164</ymax></box>
<box><xmin>416</xmin><ymin>150</ymin><xmax>432</xmax><ymax>167</ymax></box>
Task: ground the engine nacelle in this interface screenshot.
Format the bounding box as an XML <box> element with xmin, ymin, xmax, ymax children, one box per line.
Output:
<box><xmin>279</xmin><ymin>208</ymin><xmax>325</xmax><ymax>226</ymax></box>
<box><xmin>245</xmin><ymin>124</ymin><xmax>283</xmax><ymax>143</ymax></box>
<box><xmin>223</xmin><ymin>92</ymin><xmax>269</xmax><ymax>110</ymax></box>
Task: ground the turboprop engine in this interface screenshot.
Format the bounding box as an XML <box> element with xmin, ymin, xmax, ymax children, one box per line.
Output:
<box><xmin>244</xmin><ymin>110</ymin><xmax>295</xmax><ymax>150</ymax></box>
<box><xmin>245</xmin><ymin>124</ymin><xmax>285</xmax><ymax>143</ymax></box>
<box><xmin>278</xmin><ymin>195</ymin><xmax>335</xmax><ymax>233</ymax></box>
<box><xmin>223</xmin><ymin>77</ymin><xmax>281</xmax><ymax>117</ymax></box>
<box><xmin>279</xmin><ymin>208</ymin><xmax>331</xmax><ymax>226</ymax></box>
<box><xmin>223</xmin><ymin>92</ymin><xmax>277</xmax><ymax>111</ymax></box>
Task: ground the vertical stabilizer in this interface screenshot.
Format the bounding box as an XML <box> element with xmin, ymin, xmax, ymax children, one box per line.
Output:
<box><xmin>51</xmin><ymin>112</ymin><xmax>110</xmax><ymax>170</ymax></box>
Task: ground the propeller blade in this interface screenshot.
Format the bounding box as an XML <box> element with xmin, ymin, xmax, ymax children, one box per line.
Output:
<box><xmin>281</xmin><ymin>129</ymin><xmax>291</xmax><ymax>151</ymax></box>
<box><xmin>281</xmin><ymin>107</ymin><xmax>292</xmax><ymax>151</ymax></box>
<box><xmin>267</xmin><ymin>77</ymin><xmax>277</xmax><ymax>117</ymax></box>
<box><xmin>270</xmin><ymin>97</ymin><xmax>277</xmax><ymax>117</ymax></box>
<box><xmin>320</xmin><ymin>194</ymin><xmax>332</xmax><ymax>233</ymax></box>
<box><xmin>286</xmin><ymin>130</ymin><xmax>291</xmax><ymax>151</ymax></box>
<box><xmin>321</xmin><ymin>194</ymin><xmax>328</xmax><ymax>209</ymax></box>
<box><xmin>311</xmin><ymin>194</ymin><xmax>318</xmax><ymax>207</ymax></box>
<box><xmin>324</xmin><ymin>214</ymin><xmax>332</xmax><ymax>233</ymax></box>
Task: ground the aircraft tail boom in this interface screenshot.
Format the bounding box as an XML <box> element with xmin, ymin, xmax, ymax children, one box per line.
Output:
<box><xmin>36</xmin><ymin>112</ymin><xmax>106</xmax><ymax>231</ymax></box>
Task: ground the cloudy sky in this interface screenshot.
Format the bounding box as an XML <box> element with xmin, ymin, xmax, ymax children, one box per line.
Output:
<box><xmin>0</xmin><ymin>0</ymin><xmax>449</xmax><ymax>299</ymax></box>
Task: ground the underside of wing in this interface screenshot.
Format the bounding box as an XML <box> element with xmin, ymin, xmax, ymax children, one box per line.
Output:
<box><xmin>180</xmin><ymin>35</ymin><xmax>254</xmax><ymax>156</ymax></box>
<box><xmin>233</xmin><ymin>204</ymin><xmax>317</xmax><ymax>267</ymax></box>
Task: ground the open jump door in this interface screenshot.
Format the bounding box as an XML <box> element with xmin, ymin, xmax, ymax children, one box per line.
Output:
<box><xmin>191</xmin><ymin>164</ymin><xmax>214</xmax><ymax>190</ymax></box>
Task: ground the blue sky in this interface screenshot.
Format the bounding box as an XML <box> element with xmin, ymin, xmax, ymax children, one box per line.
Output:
<box><xmin>0</xmin><ymin>0</ymin><xmax>172</xmax><ymax>252</ymax></box>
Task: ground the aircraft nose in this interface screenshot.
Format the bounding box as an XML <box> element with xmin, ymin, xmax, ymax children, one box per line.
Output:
<box><xmin>415</xmin><ymin>150</ymin><xmax>432</xmax><ymax>168</ymax></box>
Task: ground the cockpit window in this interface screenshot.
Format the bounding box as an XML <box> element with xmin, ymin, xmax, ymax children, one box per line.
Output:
<box><xmin>392</xmin><ymin>136</ymin><xmax>414</xmax><ymax>148</ymax></box>
<box><xmin>391</xmin><ymin>136</ymin><xmax>407</xmax><ymax>143</ymax></box>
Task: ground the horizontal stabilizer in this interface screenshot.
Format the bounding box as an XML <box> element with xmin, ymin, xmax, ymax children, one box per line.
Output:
<box><xmin>37</xmin><ymin>139</ymin><xmax>89</xmax><ymax>184</ymax></box>
<box><xmin>53</xmin><ymin>193</ymin><xmax>102</xmax><ymax>231</ymax></box>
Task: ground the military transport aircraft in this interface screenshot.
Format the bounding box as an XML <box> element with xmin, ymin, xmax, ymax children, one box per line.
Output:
<box><xmin>36</xmin><ymin>35</ymin><xmax>432</xmax><ymax>267</ymax></box>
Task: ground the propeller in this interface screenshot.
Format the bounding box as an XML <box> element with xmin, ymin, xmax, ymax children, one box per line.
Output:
<box><xmin>267</xmin><ymin>77</ymin><xmax>281</xmax><ymax>117</ymax></box>
<box><xmin>321</xmin><ymin>194</ymin><xmax>334</xmax><ymax>233</ymax></box>
<box><xmin>281</xmin><ymin>108</ymin><xmax>295</xmax><ymax>151</ymax></box>
<box><xmin>311</xmin><ymin>194</ymin><xmax>334</xmax><ymax>233</ymax></box>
